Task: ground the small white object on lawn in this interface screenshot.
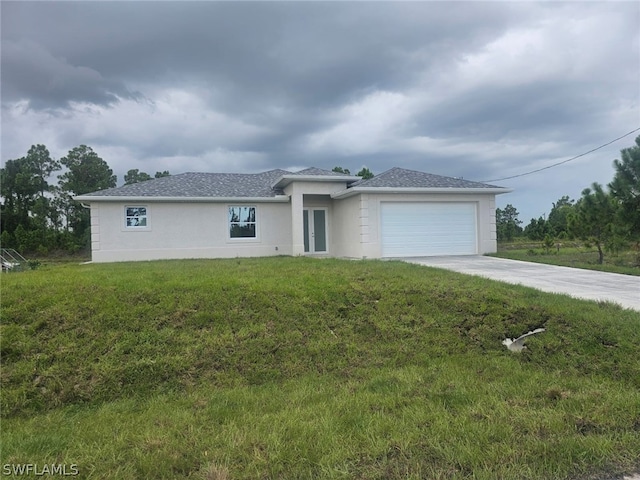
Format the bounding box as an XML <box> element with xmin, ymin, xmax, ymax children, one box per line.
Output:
<box><xmin>502</xmin><ymin>328</ymin><xmax>545</xmax><ymax>352</ymax></box>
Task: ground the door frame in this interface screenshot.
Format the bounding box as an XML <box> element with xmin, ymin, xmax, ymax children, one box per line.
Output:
<box><xmin>303</xmin><ymin>207</ymin><xmax>329</xmax><ymax>254</ymax></box>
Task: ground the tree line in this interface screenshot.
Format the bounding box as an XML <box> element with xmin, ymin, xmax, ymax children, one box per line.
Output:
<box><xmin>0</xmin><ymin>144</ymin><xmax>168</xmax><ymax>255</ymax></box>
<box><xmin>332</xmin><ymin>166</ymin><xmax>375</xmax><ymax>179</ymax></box>
<box><xmin>496</xmin><ymin>136</ymin><xmax>640</xmax><ymax>264</ymax></box>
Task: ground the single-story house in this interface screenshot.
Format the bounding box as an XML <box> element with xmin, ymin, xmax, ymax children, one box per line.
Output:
<box><xmin>74</xmin><ymin>167</ymin><xmax>511</xmax><ymax>263</ymax></box>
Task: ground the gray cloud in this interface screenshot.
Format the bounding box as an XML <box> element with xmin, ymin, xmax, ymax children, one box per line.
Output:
<box><xmin>1</xmin><ymin>2</ymin><xmax>515</xmax><ymax>109</ymax></box>
<box><xmin>1</xmin><ymin>39</ymin><xmax>141</xmax><ymax>109</ymax></box>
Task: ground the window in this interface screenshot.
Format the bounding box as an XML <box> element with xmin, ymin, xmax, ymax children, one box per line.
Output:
<box><xmin>125</xmin><ymin>206</ymin><xmax>148</xmax><ymax>228</ymax></box>
<box><xmin>229</xmin><ymin>206</ymin><xmax>256</xmax><ymax>238</ymax></box>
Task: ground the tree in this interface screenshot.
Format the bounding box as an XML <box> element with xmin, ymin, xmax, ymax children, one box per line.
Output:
<box><xmin>24</xmin><ymin>144</ymin><xmax>61</xmax><ymax>200</ymax></box>
<box><xmin>547</xmin><ymin>196</ymin><xmax>575</xmax><ymax>238</ymax></box>
<box><xmin>58</xmin><ymin>145</ymin><xmax>116</xmax><ymax>247</ymax></box>
<box><xmin>124</xmin><ymin>169</ymin><xmax>153</xmax><ymax>185</ymax></box>
<box><xmin>331</xmin><ymin>166</ymin><xmax>374</xmax><ymax>179</ymax></box>
<box><xmin>1</xmin><ymin>157</ymin><xmax>38</xmax><ymax>234</ymax></box>
<box><xmin>495</xmin><ymin>204</ymin><xmax>523</xmax><ymax>241</ymax></box>
<box><xmin>124</xmin><ymin>169</ymin><xmax>170</xmax><ymax>185</ymax></box>
<box><xmin>568</xmin><ymin>183</ymin><xmax>619</xmax><ymax>264</ymax></box>
<box><xmin>59</xmin><ymin>145</ymin><xmax>116</xmax><ymax>195</ymax></box>
<box><xmin>356</xmin><ymin>167</ymin><xmax>374</xmax><ymax>180</ymax></box>
<box><xmin>0</xmin><ymin>145</ymin><xmax>60</xmax><ymax>252</ymax></box>
<box><xmin>524</xmin><ymin>217</ymin><xmax>550</xmax><ymax>241</ymax></box>
<box><xmin>609</xmin><ymin>135</ymin><xmax>640</xmax><ymax>242</ymax></box>
<box><xmin>542</xmin><ymin>234</ymin><xmax>555</xmax><ymax>254</ymax></box>
<box><xmin>24</xmin><ymin>145</ymin><xmax>61</xmax><ymax>242</ymax></box>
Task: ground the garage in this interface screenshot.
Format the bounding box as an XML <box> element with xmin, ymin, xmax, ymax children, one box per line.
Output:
<box><xmin>381</xmin><ymin>202</ymin><xmax>478</xmax><ymax>257</ymax></box>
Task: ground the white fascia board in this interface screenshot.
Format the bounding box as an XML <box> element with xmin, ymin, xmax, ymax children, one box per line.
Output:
<box><xmin>331</xmin><ymin>186</ymin><xmax>513</xmax><ymax>199</ymax></box>
<box><xmin>73</xmin><ymin>195</ymin><xmax>291</xmax><ymax>203</ymax></box>
<box><xmin>272</xmin><ymin>174</ymin><xmax>360</xmax><ymax>189</ymax></box>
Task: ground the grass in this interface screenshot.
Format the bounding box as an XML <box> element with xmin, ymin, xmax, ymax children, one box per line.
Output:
<box><xmin>2</xmin><ymin>257</ymin><xmax>639</xmax><ymax>479</ymax></box>
<box><xmin>491</xmin><ymin>241</ymin><xmax>640</xmax><ymax>276</ymax></box>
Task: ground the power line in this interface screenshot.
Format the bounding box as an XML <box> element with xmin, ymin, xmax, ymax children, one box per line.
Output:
<box><xmin>482</xmin><ymin>127</ymin><xmax>640</xmax><ymax>183</ymax></box>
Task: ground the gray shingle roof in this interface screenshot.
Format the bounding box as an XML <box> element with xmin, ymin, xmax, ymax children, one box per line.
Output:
<box><xmin>77</xmin><ymin>166</ymin><xmax>506</xmax><ymax>199</ymax></box>
<box><xmin>82</xmin><ymin>169</ymin><xmax>290</xmax><ymax>198</ymax></box>
<box><xmin>352</xmin><ymin>167</ymin><xmax>502</xmax><ymax>189</ymax></box>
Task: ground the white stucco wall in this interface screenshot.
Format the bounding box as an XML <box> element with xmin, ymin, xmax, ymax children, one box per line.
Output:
<box><xmin>331</xmin><ymin>194</ymin><xmax>367</xmax><ymax>258</ymax></box>
<box><xmin>353</xmin><ymin>192</ymin><xmax>499</xmax><ymax>258</ymax></box>
<box><xmin>86</xmin><ymin>186</ymin><xmax>500</xmax><ymax>262</ymax></box>
<box><xmin>89</xmin><ymin>201</ymin><xmax>292</xmax><ymax>262</ymax></box>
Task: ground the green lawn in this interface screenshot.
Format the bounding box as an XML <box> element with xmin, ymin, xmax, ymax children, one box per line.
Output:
<box><xmin>491</xmin><ymin>242</ymin><xmax>640</xmax><ymax>276</ymax></box>
<box><xmin>2</xmin><ymin>257</ymin><xmax>639</xmax><ymax>479</ymax></box>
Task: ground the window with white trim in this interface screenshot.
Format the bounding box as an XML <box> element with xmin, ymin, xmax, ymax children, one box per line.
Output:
<box><xmin>229</xmin><ymin>206</ymin><xmax>256</xmax><ymax>238</ymax></box>
<box><xmin>125</xmin><ymin>206</ymin><xmax>148</xmax><ymax>228</ymax></box>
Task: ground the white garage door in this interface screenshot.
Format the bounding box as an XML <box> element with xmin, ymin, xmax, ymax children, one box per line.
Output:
<box><xmin>381</xmin><ymin>202</ymin><xmax>477</xmax><ymax>257</ymax></box>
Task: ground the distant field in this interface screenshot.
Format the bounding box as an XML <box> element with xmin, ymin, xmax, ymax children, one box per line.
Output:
<box><xmin>2</xmin><ymin>257</ymin><xmax>639</xmax><ymax>479</ymax></box>
<box><xmin>492</xmin><ymin>241</ymin><xmax>640</xmax><ymax>276</ymax></box>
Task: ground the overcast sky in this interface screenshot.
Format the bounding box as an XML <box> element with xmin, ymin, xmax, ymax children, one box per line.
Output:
<box><xmin>2</xmin><ymin>1</ymin><xmax>639</xmax><ymax>222</ymax></box>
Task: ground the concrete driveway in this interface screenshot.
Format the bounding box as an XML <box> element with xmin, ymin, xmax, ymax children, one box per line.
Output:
<box><xmin>402</xmin><ymin>256</ymin><xmax>640</xmax><ymax>312</ymax></box>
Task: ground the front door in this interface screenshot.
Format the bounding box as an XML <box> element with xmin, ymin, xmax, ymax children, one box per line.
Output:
<box><xmin>303</xmin><ymin>209</ymin><xmax>327</xmax><ymax>254</ymax></box>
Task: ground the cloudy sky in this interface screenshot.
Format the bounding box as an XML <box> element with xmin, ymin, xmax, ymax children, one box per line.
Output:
<box><xmin>2</xmin><ymin>1</ymin><xmax>639</xmax><ymax>222</ymax></box>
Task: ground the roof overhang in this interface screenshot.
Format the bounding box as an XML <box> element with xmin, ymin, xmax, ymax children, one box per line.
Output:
<box><xmin>272</xmin><ymin>174</ymin><xmax>360</xmax><ymax>189</ymax></box>
<box><xmin>331</xmin><ymin>186</ymin><xmax>513</xmax><ymax>199</ymax></box>
<box><xmin>73</xmin><ymin>195</ymin><xmax>291</xmax><ymax>203</ymax></box>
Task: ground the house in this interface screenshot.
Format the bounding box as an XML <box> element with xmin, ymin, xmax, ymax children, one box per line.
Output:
<box><xmin>74</xmin><ymin>167</ymin><xmax>511</xmax><ymax>263</ymax></box>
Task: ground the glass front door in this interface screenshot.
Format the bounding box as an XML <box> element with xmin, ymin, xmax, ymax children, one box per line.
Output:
<box><xmin>303</xmin><ymin>209</ymin><xmax>327</xmax><ymax>253</ymax></box>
